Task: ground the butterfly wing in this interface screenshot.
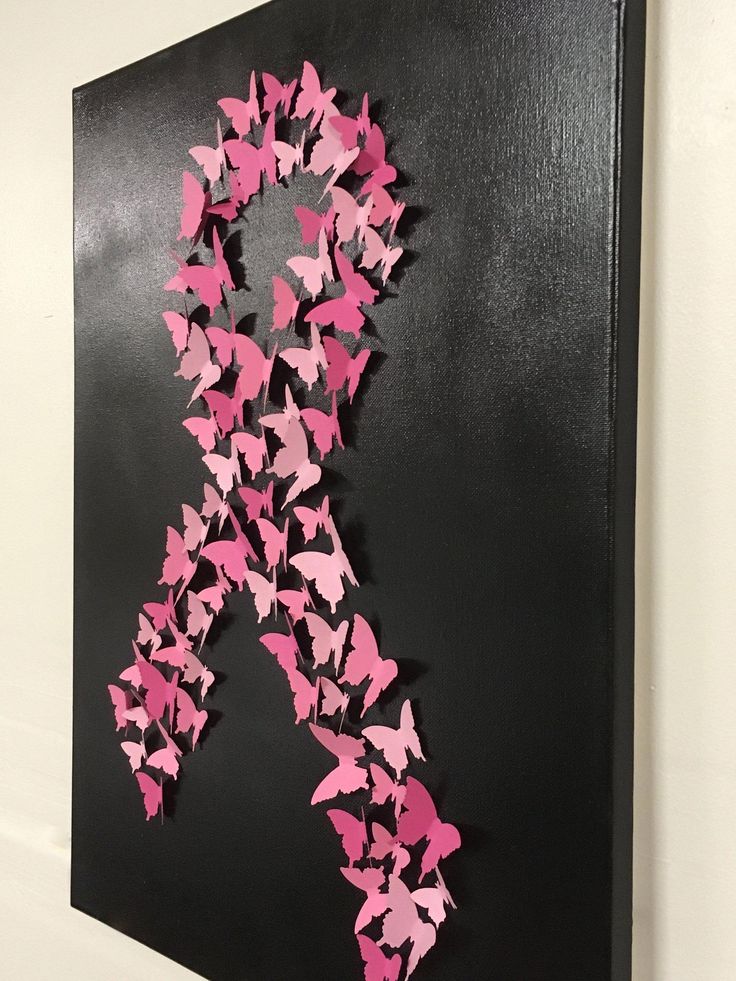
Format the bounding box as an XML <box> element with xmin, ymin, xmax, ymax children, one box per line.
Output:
<box><xmin>326</xmin><ymin>809</ymin><xmax>367</xmax><ymax>865</ymax></box>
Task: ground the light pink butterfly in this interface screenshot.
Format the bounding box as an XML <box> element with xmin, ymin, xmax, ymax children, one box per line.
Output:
<box><xmin>218</xmin><ymin>71</ymin><xmax>261</xmax><ymax>137</ymax></box>
<box><xmin>108</xmin><ymin>684</ymin><xmax>132</xmax><ymax>731</ymax></box>
<box><xmin>339</xmin><ymin>614</ymin><xmax>398</xmax><ymax>716</ymax></box>
<box><xmin>341</xmin><ymin>866</ymin><xmax>390</xmax><ymax>934</ymax></box>
<box><xmin>196</xmin><ymin>571</ymin><xmax>231</xmax><ymax>616</ymax></box>
<box><xmin>174</xmin><ymin>322</ymin><xmax>222</xmax><ymax>406</ymax></box>
<box><xmin>305</xmin><ymin>611</ymin><xmax>349</xmax><ymax>668</ymax></box>
<box><xmin>327</xmin><ymin>808</ymin><xmax>367</xmax><ymax>866</ymax></box>
<box><xmin>309</xmin><ymin>723</ymin><xmax>368</xmax><ymax>804</ymax></box>
<box><xmin>361</xmin><ymin>227</ymin><xmax>403</xmax><ymax>285</ymax></box>
<box><xmin>307</xmin><ymin>127</ymin><xmax>360</xmax><ymax>197</ymax></box>
<box><xmin>175</xmin><ymin>686</ymin><xmax>208</xmax><ymax>747</ymax></box>
<box><xmin>397</xmin><ymin>777</ymin><xmax>462</xmax><ymax>880</ymax></box>
<box><xmin>201</xmin><ymin>482</ymin><xmax>228</xmax><ymax>531</ymax></box>
<box><xmin>178</xmin><ymin>171</ymin><xmax>211</xmax><ymax>242</ymax></box>
<box><xmin>147</xmin><ymin>726</ymin><xmax>183</xmax><ymax>779</ymax></box>
<box><xmin>305</xmin><ymin>245</ymin><xmax>378</xmax><ymax>338</ymax></box>
<box><xmin>273</xmin><ymin>130</ymin><xmax>306</xmax><ymax>180</ymax></box>
<box><xmin>158</xmin><ymin>527</ymin><xmax>196</xmax><ymax>589</ymax></box>
<box><xmin>262</xmin><ymin>71</ymin><xmax>297</xmax><ymax>115</ymax></box>
<box><xmin>323</xmin><ymin>336</ymin><xmax>371</xmax><ymax>403</ymax></box>
<box><xmin>293</xmin><ymin>495</ymin><xmax>330</xmax><ymax>542</ymax></box>
<box><xmin>368</xmin><ymin>185</ymin><xmax>405</xmax><ymax>238</ymax></box>
<box><xmin>135</xmin><ymin>772</ymin><xmax>163</xmax><ymax>821</ymax></box>
<box><xmin>327</xmin><ymin>93</ymin><xmax>371</xmax><ymax>150</ymax></box>
<box><xmin>356</xmin><ymin>934</ymin><xmax>402</xmax><ymax>981</ymax></box>
<box><xmin>364</xmin><ymin>700</ymin><xmax>424</xmax><ymax>778</ymax></box>
<box><xmin>293</xmin><ymin>60</ymin><xmax>337</xmax><ymax>130</ymax></box>
<box><xmin>149</xmin><ymin>618</ymin><xmax>190</xmax><ymax>670</ymax></box>
<box><xmin>271</xmin><ymin>275</ymin><xmax>300</xmax><ymax>331</ymax></box>
<box><xmin>370</xmin><ymin>821</ymin><xmax>410</xmax><ymax>875</ymax></box>
<box><xmin>287</xmin><ymin>227</ymin><xmax>334</xmax><ymax>299</ymax></box>
<box><xmin>255</xmin><ymin>515</ymin><xmax>289</xmax><ymax>571</ymax></box>
<box><xmin>233</xmin><ymin>337</ymin><xmax>277</xmax><ymax>404</ymax></box>
<box><xmin>122</xmin><ymin>704</ymin><xmax>150</xmax><ymax>732</ymax></box>
<box><xmin>369</xmin><ymin>762</ymin><xmax>406</xmax><ymax>819</ymax></box>
<box><xmin>379</xmin><ymin>875</ymin><xmax>437</xmax><ymax>977</ymax></box>
<box><xmin>330</xmin><ymin>186</ymin><xmax>372</xmax><ymax>244</ymax></box>
<box><xmin>189</xmin><ymin>119</ymin><xmax>226</xmax><ymax>182</ymax></box>
<box><xmin>411</xmin><ymin>871</ymin><xmax>457</xmax><ymax>928</ymax></box>
<box><xmin>259</xmin><ymin>383</ymin><xmax>301</xmax><ymax>439</ymax></box>
<box><xmin>243</xmin><ymin>568</ymin><xmax>277</xmax><ymax>622</ymax></box>
<box><xmin>290</xmin><ymin>517</ymin><xmax>357</xmax><ymax>613</ymax></box>
<box><xmin>185</xmin><ymin>590</ymin><xmax>213</xmax><ymax>643</ymax></box>
<box><xmin>165</xmin><ymin>227</ymin><xmax>234</xmax><ymax>316</ymax></box>
<box><xmin>121</xmin><ymin>741</ymin><xmax>146</xmax><ymax>773</ymax></box>
<box><xmin>294</xmin><ymin>204</ymin><xmax>335</xmax><ymax>245</ymax></box>
<box><xmin>265</xmin><ymin>416</ymin><xmax>321</xmax><ymax>506</ymax></box>
<box><xmin>162</xmin><ymin>310</ymin><xmax>189</xmax><ymax>356</ymax></box>
<box><xmin>202</xmin><ymin>445</ymin><xmax>241</xmax><ymax>495</ymax></box>
<box><xmin>142</xmin><ymin>589</ymin><xmax>175</xmax><ymax>633</ymax></box>
<box><xmin>320</xmin><ymin>676</ymin><xmax>349</xmax><ymax>718</ymax></box>
<box><xmin>279</xmin><ymin>324</ymin><xmax>326</xmax><ymax>390</ymax></box>
<box><xmin>182</xmin><ymin>649</ymin><xmax>216</xmax><ymax>700</ymax></box>
<box><xmin>301</xmin><ymin>391</ymin><xmax>343</xmax><ymax>460</ymax></box>
<box><xmin>276</xmin><ymin>583</ymin><xmax>314</xmax><ymax>621</ymax></box>
<box><xmin>231</xmin><ymin>431</ymin><xmax>268</xmax><ymax>479</ymax></box>
<box><xmin>136</xmin><ymin>613</ymin><xmax>162</xmax><ymax>653</ymax></box>
<box><xmin>181</xmin><ymin>503</ymin><xmax>208</xmax><ymax>552</ymax></box>
<box><xmin>238</xmin><ymin>481</ymin><xmax>274</xmax><ymax>522</ymax></box>
<box><xmin>183</xmin><ymin>414</ymin><xmax>218</xmax><ymax>452</ymax></box>
<box><xmin>354</xmin><ymin>123</ymin><xmax>398</xmax><ymax>191</ymax></box>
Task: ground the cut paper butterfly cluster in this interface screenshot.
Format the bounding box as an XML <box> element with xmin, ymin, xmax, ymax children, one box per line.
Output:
<box><xmin>108</xmin><ymin>62</ymin><xmax>461</xmax><ymax>980</ymax></box>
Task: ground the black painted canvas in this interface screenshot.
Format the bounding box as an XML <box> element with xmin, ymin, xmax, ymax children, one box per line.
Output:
<box><xmin>72</xmin><ymin>1</ymin><xmax>645</xmax><ymax>978</ymax></box>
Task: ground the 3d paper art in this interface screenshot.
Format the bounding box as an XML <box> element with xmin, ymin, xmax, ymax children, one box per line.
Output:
<box><xmin>107</xmin><ymin>63</ymin><xmax>460</xmax><ymax>978</ymax></box>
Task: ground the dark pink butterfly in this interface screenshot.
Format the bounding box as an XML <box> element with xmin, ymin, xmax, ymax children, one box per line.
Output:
<box><xmin>309</xmin><ymin>723</ymin><xmax>368</xmax><ymax>804</ymax></box>
<box><xmin>218</xmin><ymin>71</ymin><xmax>261</xmax><ymax>137</ymax></box>
<box><xmin>201</xmin><ymin>525</ymin><xmax>256</xmax><ymax>589</ymax></box>
<box><xmin>162</xmin><ymin>311</ymin><xmax>189</xmax><ymax>356</ymax></box>
<box><xmin>108</xmin><ymin>684</ymin><xmax>131</xmax><ymax>731</ymax></box>
<box><xmin>276</xmin><ymin>583</ymin><xmax>314</xmax><ymax>621</ymax></box>
<box><xmin>328</xmin><ymin>93</ymin><xmax>371</xmax><ymax>150</ymax></box>
<box><xmin>178</xmin><ymin>171</ymin><xmax>211</xmax><ymax>242</ymax></box>
<box><xmin>323</xmin><ymin>336</ymin><xmax>371</xmax><ymax>403</ymax></box>
<box><xmin>356</xmin><ymin>934</ymin><xmax>402</xmax><ymax>981</ymax></box>
<box><xmin>238</xmin><ymin>481</ymin><xmax>274</xmax><ymax>522</ymax></box>
<box><xmin>339</xmin><ymin>614</ymin><xmax>398</xmax><ymax>716</ymax></box>
<box><xmin>294</xmin><ymin>204</ymin><xmax>335</xmax><ymax>245</ymax></box>
<box><xmin>293</xmin><ymin>60</ymin><xmax>337</xmax><ymax>130</ymax></box>
<box><xmin>165</xmin><ymin>228</ymin><xmax>234</xmax><ymax>316</ymax></box>
<box><xmin>397</xmin><ymin>777</ymin><xmax>462</xmax><ymax>880</ymax></box>
<box><xmin>364</xmin><ymin>700</ymin><xmax>424</xmax><ymax>778</ymax></box>
<box><xmin>271</xmin><ymin>275</ymin><xmax>300</xmax><ymax>331</ymax></box>
<box><xmin>354</xmin><ymin>123</ymin><xmax>398</xmax><ymax>190</ymax></box>
<box><xmin>135</xmin><ymin>772</ymin><xmax>163</xmax><ymax>821</ymax></box>
<box><xmin>196</xmin><ymin>571</ymin><xmax>231</xmax><ymax>616</ymax></box>
<box><xmin>301</xmin><ymin>391</ymin><xmax>343</xmax><ymax>460</ymax></box>
<box><xmin>255</xmin><ymin>515</ymin><xmax>289</xmax><ymax>571</ymax></box>
<box><xmin>222</xmin><ymin>138</ymin><xmax>263</xmax><ymax>203</ymax></box>
<box><xmin>341</xmin><ymin>867</ymin><xmax>390</xmax><ymax>934</ymax></box>
<box><xmin>201</xmin><ymin>389</ymin><xmax>243</xmax><ymax>437</ymax></box>
<box><xmin>305</xmin><ymin>246</ymin><xmax>378</xmax><ymax>338</ymax></box>
<box><xmin>158</xmin><ymin>527</ymin><xmax>196</xmax><ymax>589</ymax></box>
<box><xmin>142</xmin><ymin>589</ymin><xmax>175</xmax><ymax>632</ymax></box>
<box><xmin>260</xmin><ymin>626</ymin><xmax>300</xmax><ymax>675</ymax></box>
<box><xmin>262</xmin><ymin>71</ymin><xmax>297</xmax><ymax>115</ymax></box>
<box><xmin>290</xmin><ymin>517</ymin><xmax>357</xmax><ymax>613</ymax></box>
<box><xmin>327</xmin><ymin>808</ymin><xmax>367</xmax><ymax>866</ymax></box>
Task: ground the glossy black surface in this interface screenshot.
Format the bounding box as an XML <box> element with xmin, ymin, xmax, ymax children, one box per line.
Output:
<box><xmin>72</xmin><ymin>1</ymin><xmax>644</xmax><ymax>978</ymax></box>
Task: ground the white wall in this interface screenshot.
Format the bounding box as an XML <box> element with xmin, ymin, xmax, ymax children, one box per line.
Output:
<box><xmin>0</xmin><ymin>1</ymin><xmax>733</xmax><ymax>978</ymax></box>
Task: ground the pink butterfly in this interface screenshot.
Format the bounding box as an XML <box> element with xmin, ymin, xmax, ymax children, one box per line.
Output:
<box><xmin>290</xmin><ymin>518</ymin><xmax>357</xmax><ymax>613</ymax></box>
<box><xmin>276</xmin><ymin>583</ymin><xmax>314</xmax><ymax>621</ymax></box>
<box><xmin>341</xmin><ymin>866</ymin><xmax>390</xmax><ymax>934</ymax></box>
<box><xmin>121</xmin><ymin>740</ymin><xmax>146</xmax><ymax>773</ymax></box>
<box><xmin>136</xmin><ymin>613</ymin><xmax>162</xmax><ymax>653</ymax></box>
<box><xmin>354</xmin><ymin>124</ymin><xmax>398</xmax><ymax>190</ymax></box>
<box><xmin>201</xmin><ymin>536</ymin><xmax>254</xmax><ymax>590</ymax></box>
<box><xmin>259</xmin><ymin>383</ymin><xmax>301</xmax><ymax>440</ymax></box>
<box><xmin>108</xmin><ymin>684</ymin><xmax>132</xmax><ymax>731</ymax></box>
<box><xmin>165</xmin><ymin>228</ymin><xmax>234</xmax><ymax>316</ymax></box>
<box><xmin>202</xmin><ymin>389</ymin><xmax>244</xmax><ymax>437</ymax></box>
<box><xmin>175</xmin><ymin>686</ymin><xmax>208</xmax><ymax>747</ymax></box>
<box><xmin>255</xmin><ymin>515</ymin><xmax>289</xmax><ymax>571</ymax></box>
<box><xmin>370</xmin><ymin>821</ymin><xmax>410</xmax><ymax>875</ymax></box>
<box><xmin>307</xmin><ymin>126</ymin><xmax>360</xmax><ymax>197</ymax></box>
<box><xmin>356</xmin><ymin>934</ymin><xmax>402</xmax><ymax>981</ymax></box>
<box><xmin>323</xmin><ymin>336</ymin><xmax>371</xmax><ymax>403</ymax></box>
<box><xmin>293</xmin><ymin>60</ymin><xmax>337</xmax><ymax>130</ymax></box>
<box><xmin>218</xmin><ymin>71</ymin><xmax>261</xmax><ymax>137</ymax></box>
<box><xmin>149</xmin><ymin>617</ymin><xmax>190</xmax><ymax>669</ymax></box>
<box><xmin>183</xmin><ymin>414</ymin><xmax>218</xmax><ymax>452</ymax></box>
<box><xmin>203</xmin><ymin>446</ymin><xmax>241</xmax><ymax>495</ymax></box>
<box><xmin>158</xmin><ymin>527</ymin><xmax>196</xmax><ymax>589</ymax></box>
<box><xmin>361</xmin><ymin>227</ymin><xmax>403</xmax><ymax>285</ymax></box>
<box><xmin>201</xmin><ymin>483</ymin><xmax>228</xmax><ymax>531</ymax></box>
<box><xmin>364</xmin><ymin>700</ymin><xmax>424</xmax><ymax>778</ymax></box>
<box><xmin>264</xmin><ymin>416</ymin><xmax>321</xmax><ymax>506</ymax></box>
<box><xmin>279</xmin><ymin>323</ymin><xmax>326</xmax><ymax>390</ymax></box>
<box><xmin>369</xmin><ymin>763</ymin><xmax>406</xmax><ymax>819</ymax></box>
<box><xmin>379</xmin><ymin>875</ymin><xmax>437</xmax><ymax>977</ymax></box>
<box><xmin>271</xmin><ymin>275</ymin><xmax>300</xmax><ymax>331</ymax></box>
<box><xmin>162</xmin><ymin>311</ymin><xmax>189</xmax><ymax>356</ymax></box>
<box><xmin>262</xmin><ymin>71</ymin><xmax>297</xmax><ymax>115</ymax></box>
<box><xmin>327</xmin><ymin>93</ymin><xmax>371</xmax><ymax>150</ymax></box>
<box><xmin>238</xmin><ymin>481</ymin><xmax>274</xmax><ymax>522</ymax></box>
<box><xmin>178</xmin><ymin>171</ymin><xmax>211</xmax><ymax>242</ymax></box>
<box><xmin>294</xmin><ymin>204</ymin><xmax>335</xmax><ymax>245</ymax></box>
<box><xmin>189</xmin><ymin>119</ymin><xmax>226</xmax><ymax>182</ymax></box>
<box><xmin>287</xmin><ymin>227</ymin><xmax>334</xmax><ymax>299</ymax></box>
<box><xmin>397</xmin><ymin>777</ymin><xmax>461</xmax><ymax>880</ymax></box>
<box><xmin>182</xmin><ymin>648</ymin><xmax>216</xmax><ymax>700</ymax></box>
<box><xmin>320</xmin><ymin>676</ymin><xmax>349</xmax><ymax>718</ymax></box>
<box><xmin>273</xmin><ymin>130</ymin><xmax>306</xmax><ymax>180</ymax></box>
<box><xmin>182</xmin><ymin>503</ymin><xmax>208</xmax><ymax>551</ymax></box>
<box><xmin>231</xmin><ymin>431</ymin><xmax>268</xmax><ymax>479</ymax></box>
<box><xmin>124</xmin><ymin>660</ymin><xmax>179</xmax><ymax>724</ymax></box>
<box><xmin>330</xmin><ymin>186</ymin><xmax>372</xmax><ymax>244</ymax></box>
<box><xmin>305</xmin><ymin>246</ymin><xmax>378</xmax><ymax>338</ymax></box>
<box><xmin>147</xmin><ymin>726</ymin><xmax>183</xmax><ymax>779</ymax></box>
<box><xmin>301</xmin><ymin>391</ymin><xmax>343</xmax><ymax>460</ymax></box>
<box><xmin>411</xmin><ymin>871</ymin><xmax>457</xmax><ymax>928</ymax></box>
<box><xmin>196</xmin><ymin>571</ymin><xmax>231</xmax><ymax>615</ymax></box>
<box><xmin>340</xmin><ymin>614</ymin><xmax>398</xmax><ymax>716</ymax></box>
<box><xmin>261</xmin><ymin>629</ymin><xmax>317</xmax><ymax>721</ymax></box>
<box><xmin>174</xmin><ymin>322</ymin><xmax>222</xmax><ymax>406</ymax></box>
<box><xmin>233</xmin><ymin>337</ymin><xmax>277</xmax><ymax>404</ymax></box>
<box><xmin>368</xmin><ymin>185</ymin><xmax>405</xmax><ymax>238</ymax></box>
<box><xmin>327</xmin><ymin>808</ymin><xmax>367</xmax><ymax>866</ymax></box>
<box><xmin>142</xmin><ymin>589</ymin><xmax>175</xmax><ymax>632</ymax></box>
<box><xmin>221</xmin><ymin>139</ymin><xmax>262</xmax><ymax>204</ymax></box>
<box><xmin>243</xmin><ymin>568</ymin><xmax>277</xmax><ymax>622</ymax></box>
<box><xmin>122</xmin><ymin>704</ymin><xmax>150</xmax><ymax>733</ymax></box>
<box><xmin>304</xmin><ymin>611</ymin><xmax>349</xmax><ymax>669</ymax></box>
<box><xmin>293</xmin><ymin>495</ymin><xmax>330</xmax><ymax>542</ymax></box>
<box><xmin>260</xmin><ymin>626</ymin><xmax>300</xmax><ymax>674</ymax></box>
<box><xmin>185</xmin><ymin>590</ymin><xmax>213</xmax><ymax>644</ymax></box>
<box><xmin>135</xmin><ymin>772</ymin><xmax>163</xmax><ymax>821</ymax></box>
<box><xmin>309</xmin><ymin>723</ymin><xmax>368</xmax><ymax>804</ymax></box>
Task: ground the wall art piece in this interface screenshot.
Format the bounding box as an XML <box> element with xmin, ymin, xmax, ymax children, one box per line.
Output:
<box><xmin>72</xmin><ymin>1</ymin><xmax>646</xmax><ymax>979</ymax></box>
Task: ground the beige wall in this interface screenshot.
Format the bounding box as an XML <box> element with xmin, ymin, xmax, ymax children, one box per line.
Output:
<box><xmin>0</xmin><ymin>1</ymin><xmax>733</xmax><ymax>977</ymax></box>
